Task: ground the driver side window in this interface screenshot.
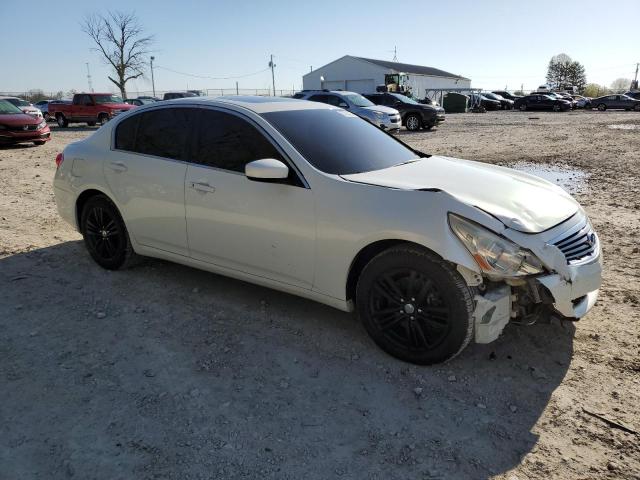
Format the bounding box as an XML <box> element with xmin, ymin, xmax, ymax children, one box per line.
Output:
<box><xmin>193</xmin><ymin>110</ymin><xmax>283</xmax><ymax>173</ymax></box>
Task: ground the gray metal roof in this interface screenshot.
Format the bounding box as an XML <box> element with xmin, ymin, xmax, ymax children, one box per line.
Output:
<box><xmin>353</xmin><ymin>56</ymin><xmax>469</xmax><ymax>80</ymax></box>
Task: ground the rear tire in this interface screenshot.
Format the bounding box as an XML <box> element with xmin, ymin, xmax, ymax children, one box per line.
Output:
<box><xmin>405</xmin><ymin>114</ymin><xmax>421</xmax><ymax>131</ymax></box>
<box><xmin>519</xmin><ymin>104</ymin><xmax>527</xmax><ymax>111</ymax></box>
<box><xmin>80</xmin><ymin>195</ymin><xmax>137</xmax><ymax>270</ymax></box>
<box><xmin>33</xmin><ymin>141</ymin><xmax>46</xmax><ymax>146</ymax></box>
<box><xmin>356</xmin><ymin>244</ymin><xmax>474</xmax><ymax>365</ymax></box>
<box><xmin>56</xmin><ymin>114</ymin><xmax>68</xmax><ymax>128</ymax></box>
<box><xmin>87</xmin><ymin>121</ymin><xmax>96</xmax><ymax>127</ymax></box>
<box><xmin>43</xmin><ymin>112</ymin><xmax>50</xmax><ymax>121</ymax></box>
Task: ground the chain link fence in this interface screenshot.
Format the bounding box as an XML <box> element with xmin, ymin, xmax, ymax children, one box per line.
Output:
<box><xmin>0</xmin><ymin>88</ymin><xmax>298</xmax><ymax>103</ymax></box>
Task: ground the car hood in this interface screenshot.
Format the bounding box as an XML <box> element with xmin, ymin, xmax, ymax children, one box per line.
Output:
<box><xmin>0</xmin><ymin>113</ymin><xmax>41</xmax><ymax>125</ymax></box>
<box><xmin>363</xmin><ymin>105</ymin><xmax>399</xmax><ymax>115</ymax></box>
<box><xmin>341</xmin><ymin>155</ymin><xmax>580</xmax><ymax>233</ymax></box>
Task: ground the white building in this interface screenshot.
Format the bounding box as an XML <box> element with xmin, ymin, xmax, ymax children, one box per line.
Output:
<box><xmin>302</xmin><ymin>55</ymin><xmax>471</xmax><ymax>98</ymax></box>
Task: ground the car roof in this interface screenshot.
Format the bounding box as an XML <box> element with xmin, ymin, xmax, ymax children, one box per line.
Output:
<box><xmin>155</xmin><ymin>95</ymin><xmax>332</xmax><ymax>114</ymax></box>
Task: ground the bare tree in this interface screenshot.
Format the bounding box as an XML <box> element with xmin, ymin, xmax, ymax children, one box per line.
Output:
<box><xmin>610</xmin><ymin>78</ymin><xmax>632</xmax><ymax>92</ymax></box>
<box><xmin>82</xmin><ymin>11</ymin><xmax>153</xmax><ymax>99</ymax></box>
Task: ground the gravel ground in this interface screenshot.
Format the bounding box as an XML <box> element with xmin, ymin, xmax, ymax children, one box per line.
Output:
<box><xmin>1</xmin><ymin>111</ymin><xmax>639</xmax><ymax>480</ymax></box>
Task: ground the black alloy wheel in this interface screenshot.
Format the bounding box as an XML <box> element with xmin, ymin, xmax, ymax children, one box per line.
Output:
<box><xmin>81</xmin><ymin>195</ymin><xmax>134</xmax><ymax>270</ymax></box>
<box><xmin>357</xmin><ymin>245</ymin><xmax>474</xmax><ymax>365</ymax></box>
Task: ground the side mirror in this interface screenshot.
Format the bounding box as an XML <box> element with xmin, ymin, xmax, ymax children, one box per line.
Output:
<box><xmin>338</xmin><ymin>102</ymin><xmax>349</xmax><ymax>108</ymax></box>
<box><xmin>245</xmin><ymin>159</ymin><xmax>289</xmax><ymax>180</ymax></box>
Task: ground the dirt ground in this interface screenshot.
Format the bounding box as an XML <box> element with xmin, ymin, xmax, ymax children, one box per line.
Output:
<box><xmin>1</xmin><ymin>111</ymin><xmax>639</xmax><ymax>480</ymax></box>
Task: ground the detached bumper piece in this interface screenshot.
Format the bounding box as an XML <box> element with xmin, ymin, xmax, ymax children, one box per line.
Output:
<box><xmin>473</xmin><ymin>285</ymin><xmax>511</xmax><ymax>344</ymax></box>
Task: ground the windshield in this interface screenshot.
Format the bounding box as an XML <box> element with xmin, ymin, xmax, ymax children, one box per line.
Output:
<box><xmin>6</xmin><ymin>98</ymin><xmax>30</xmax><ymax>107</ymax></box>
<box><xmin>390</xmin><ymin>93</ymin><xmax>420</xmax><ymax>105</ymax></box>
<box><xmin>344</xmin><ymin>93</ymin><xmax>374</xmax><ymax>107</ymax></box>
<box><xmin>0</xmin><ymin>99</ymin><xmax>24</xmax><ymax>114</ymax></box>
<box><xmin>93</xmin><ymin>94</ymin><xmax>123</xmax><ymax>104</ymax></box>
<box><xmin>262</xmin><ymin>108</ymin><xmax>419</xmax><ymax>175</ymax></box>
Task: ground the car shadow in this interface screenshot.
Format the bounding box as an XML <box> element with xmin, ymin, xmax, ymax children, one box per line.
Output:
<box><xmin>1</xmin><ymin>241</ymin><xmax>573</xmax><ymax>479</ymax></box>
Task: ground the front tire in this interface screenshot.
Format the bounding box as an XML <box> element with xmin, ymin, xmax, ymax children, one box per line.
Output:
<box><xmin>98</xmin><ymin>113</ymin><xmax>109</xmax><ymax>125</ymax></box>
<box><xmin>405</xmin><ymin>114</ymin><xmax>421</xmax><ymax>131</ymax></box>
<box><xmin>56</xmin><ymin>114</ymin><xmax>68</xmax><ymax>128</ymax></box>
<box><xmin>356</xmin><ymin>245</ymin><xmax>474</xmax><ymax>365</ymax></box>
<box><xmin>519</xmin><ymin>103</ymin><xmax>527</xmax><ymax>111</ymax></box>
<box><xmin>597</xmin><ymin>103</ymin><xmax>606</xmax><ymax>111</ymax></box>
<box><xmin>81</xmin><ymin>195</ymin><xmax>136</xmax><ymax>270</ymax></box>
<box><xmin>553</xmin><ymin>104</ymin><xmax>561</xmax><ymax>112</ymax></box>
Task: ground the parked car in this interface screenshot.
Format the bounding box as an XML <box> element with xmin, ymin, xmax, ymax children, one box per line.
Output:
<box><xmin>137</xmin><ymin>95</ymin><xmax>161</xmax><ymax>102</ymax></box>
<box><xmin>0</xmin><ymin>99</ymin><xmax>50</xmax><ymax>146</ymax></box>
<box><xmin>587</xmin><ymin>94</ymin><xmax>640</xmax><ymax>111</ymax></box>
<box><xmin>364</xmin><ymin>92</ymin><xmax>445</xmax><ymax>131</ymax></box>
<box><xmin>0</xmin><ymin>96</ymin><xmax>43</xmax><ymax>119</ymax></box>
<box><xmin>125</xmin><ymin>98</ymin><xmax>157</xmax><ymax>106</ymax></box>
<box><xmin>491</xmin><ymin>91</ymin><xmax>522</xmax><ymax>101</ymax></box>
<box><xmin>295</xmin><ymin>90</ymin><xmax>401</xmax><ymax>132</ymax></box>
<box><xmin>513</xmin><ymin>94</ymin><xmax>571</xmax><ymax>112</ymax></box>
<box><xmin>551</xmin><ymin>92</ymin><xmax>577</xmax><ymax>109</ymax></box>
<box><xmin>482</xmin><ymin>92</ymin><xmax>514</xmax><ymax>110</ymax></box>
<box><xmin>623</xmin><ymin>91</ymin><xmax>640</xmax><ymax>100</ymax></box>
<box><xmin>467</xmin><ymin>93</ymin><xmax>501</xmax><ymax>111</ymax></box>
<box><xmin>34</xmin><ymin>99</ymin><xmax>56</xmax><ymax>121</ymax></box>
<box><xmin>49</xmin><ymin>93</ymin><xmax>136</xmax><ymax>127</ymax></box>
<box><xmin>163</xmin><ymin>91</ymin><xmax>198</xmax><ymax>100</ymax></box>
<box><xmin>571</xmin><ymin>95</ymin><xmax>590</xmax><ymax>108</ymax></box>
<box><xmin>52</xmin><ymin>96</ymin><xmax>602</xmax><ymax>365</ymax></box>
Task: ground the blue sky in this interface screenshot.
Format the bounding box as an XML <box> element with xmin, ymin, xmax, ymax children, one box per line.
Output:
<box><xmin>2</xmin><ymin>0</ymin><xmax>639</xmax><ymax>95</ymax></box>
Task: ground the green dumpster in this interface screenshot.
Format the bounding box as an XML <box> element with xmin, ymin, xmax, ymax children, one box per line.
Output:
<box><xmin>443</xmin><ymin>92</ymin><xmax>469</xmax><ymax>113</ymax></box>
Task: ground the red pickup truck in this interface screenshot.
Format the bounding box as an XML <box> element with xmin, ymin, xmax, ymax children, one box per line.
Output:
<box><xmin>49</xmin><ymin>93</ymin><xmax>136</xmax><ymax>127</ymax></box>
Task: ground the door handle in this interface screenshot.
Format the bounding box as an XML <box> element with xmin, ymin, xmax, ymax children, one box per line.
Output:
<box><xmin>108</xmin><ymin>161</ymin><xmax>127</xmax><ymax>173</ymax></box>
<box><xmin>189</xmin><ymin>181</ymin><xmax>216</xmax><ymax>193</ymax></box>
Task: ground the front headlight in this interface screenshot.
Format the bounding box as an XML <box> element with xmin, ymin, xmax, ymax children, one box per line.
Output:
<box><xmin>37</xmin><ymin>120</ymin><xmax>47</xmax><ymax>129</ymax></box>
<box><xmin>449</xmin><ymin>214</ymin><xmax>544</xmax><ymax>278</ymax></box>
<box><xmin>374</xmin><ymin>111</ymin><xmax>384</xmax><ymax>120</ymax></box>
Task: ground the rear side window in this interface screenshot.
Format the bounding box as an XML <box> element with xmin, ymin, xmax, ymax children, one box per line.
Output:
<box><xmin>136</xmin><ymin>109</ymin><xmax>192</xmax><ymax>160</ymax></box>
<box><xmin>114</xmin><ymin>108</ymin><xmax>194</xmax><ymax>160</ymax></box>
<box><xmin>115</xmin><ymin>115</ymin><xmax>139</xmax><ymax>151</ymax></box>
<box><xmin>192</xmin><ymin>110</ymin><xmax>283</xmax><ymax>173</ymax></box>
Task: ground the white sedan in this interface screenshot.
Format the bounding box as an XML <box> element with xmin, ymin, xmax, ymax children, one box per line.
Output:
<box><xmin>53</xmin><ymin>96</ymin><xmax>602</xmax><ymax>364</ymax></box>
<box><xmin>0</xmin><ymin>96</ymin><xmax>43</xmax><ymax>119</ymax></box>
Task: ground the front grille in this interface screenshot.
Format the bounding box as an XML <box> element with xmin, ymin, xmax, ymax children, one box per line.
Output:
<box><xmin>552</xmin><ymin>217</ymin><xmax>598</xmax><ymax>264</ymax></box>
<box><xmin>9</xmin><ymin>124</ymin><xmax>37</xmax><ymax>132</ymax></box>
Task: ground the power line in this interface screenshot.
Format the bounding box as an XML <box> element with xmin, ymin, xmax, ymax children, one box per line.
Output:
<box><xmin>154</xmin><ymin>65</ymin><xmax>270</xmax><ymax>80</ymax></box>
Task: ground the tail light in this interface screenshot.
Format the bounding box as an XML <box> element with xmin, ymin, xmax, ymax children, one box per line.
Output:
<box><xmin>55</xmin><ymin>152</ymin><xmax>64</xmax><ymax>168</ymax></box>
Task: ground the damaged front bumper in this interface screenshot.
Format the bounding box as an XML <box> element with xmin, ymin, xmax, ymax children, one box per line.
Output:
<box><xmin>471</xmin><ymin>250</ymin><xmax>602</xmax><ymax>344</ymax></box>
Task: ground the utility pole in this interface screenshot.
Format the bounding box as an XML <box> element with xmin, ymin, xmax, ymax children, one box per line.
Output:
<box><xmin>85</xmin><ymin>63</ymin><xmax>93</xmax><ymax>92</ymax></box>
<box><xmin>633</xmin><ymin>63</ymin><xmax>639</xmax><ymax>90</ymax></box>
<box><xmin>392</xmin><ymin>46</ymin><xmax>398</xmax><ymax>62</ymax></box>
<box><xmin>150</xmin><ymin>56</ymin><xmax>156</xmax><ymax>97</ymax></box>
<box><xmin>310</xmin><ymin>66</ymin><xmax>313</xmax><ymax>72</ymax></box>
<box><xmin>236</xmin><ymin>81</ymin><xmax>239</xmax><ymax>95</ymax></box>
<box><xmin>269</xmin><ymin>54</ymin><xmax>276</xmax><ymax>96</ymax></box>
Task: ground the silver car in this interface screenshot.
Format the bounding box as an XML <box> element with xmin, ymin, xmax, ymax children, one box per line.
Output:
<box><xmin>293</xmin><ymin>90</ymin><xmax>401</xmax><ymax>132</ymax></box>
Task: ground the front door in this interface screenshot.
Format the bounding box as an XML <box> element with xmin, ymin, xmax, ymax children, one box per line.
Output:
<box><xmin>184</xmin><ymin>108</ymin><xmax>316</xmax><ymax>289</ymax></box>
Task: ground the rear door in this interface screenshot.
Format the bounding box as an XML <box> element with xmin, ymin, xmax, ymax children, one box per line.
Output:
<box><xmin>104</xmin><ymin>107</ymin><xmax>193</xmax><ymax>256</ymax></box>
<box><xmin>184</xmin><ymin>108</ymin><xmax>316</xmax><ymax>288</ymax></box>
